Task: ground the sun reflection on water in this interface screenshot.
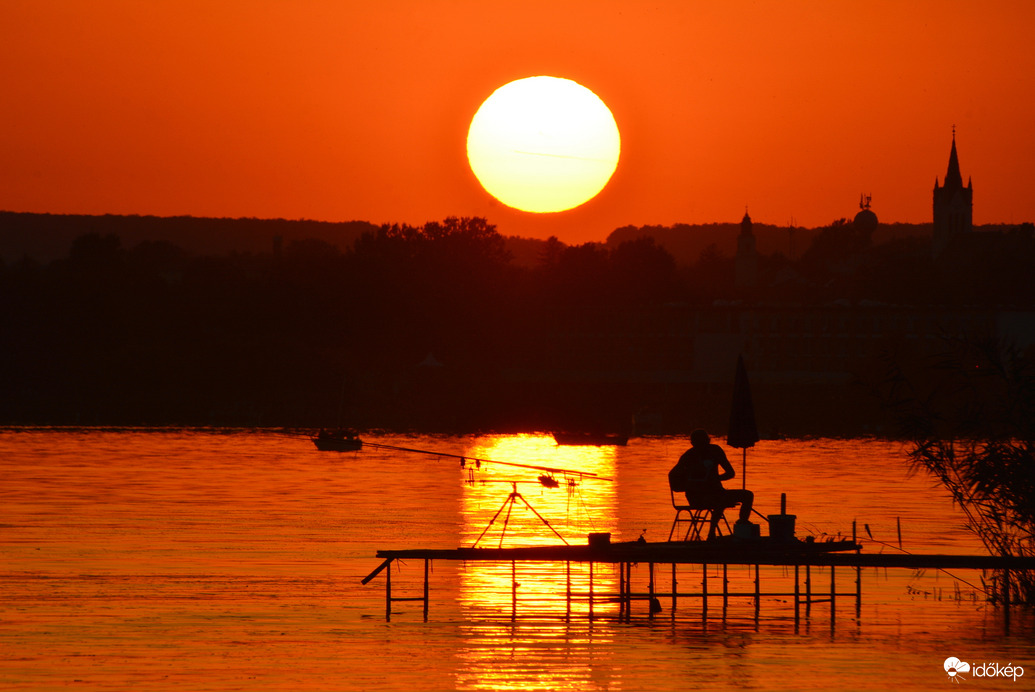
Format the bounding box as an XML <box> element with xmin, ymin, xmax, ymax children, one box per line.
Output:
<box><xmin>458</xmin><ymin>435</ymin><xmax>620</xmax><ymax>622</ymax></box>
<box><xmin>454</xmin><ymin>620</ymin><xmax>619</xmax><ymax>692</ymax></box>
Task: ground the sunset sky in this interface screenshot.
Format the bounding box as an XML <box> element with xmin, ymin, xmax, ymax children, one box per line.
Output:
<box><xmin>3</xmin><ymin>1</ymin><xmax>1034</xmax><ymax>243</ymax></box>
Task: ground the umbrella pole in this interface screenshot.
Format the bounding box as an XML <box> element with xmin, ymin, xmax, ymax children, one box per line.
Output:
<box><xmin>742</xmin><ymin>448</ymin><xmax>746</xmax><ymax>490</ymax></box>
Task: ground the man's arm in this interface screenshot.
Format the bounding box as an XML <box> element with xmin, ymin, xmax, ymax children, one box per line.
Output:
<box><xmin>716</xmin><ymin>447</ymin><xmax>735</xmax><ymax>481</ymax></box>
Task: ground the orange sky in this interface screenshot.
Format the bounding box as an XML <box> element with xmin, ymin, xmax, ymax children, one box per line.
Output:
<box><xmin>3</xmin><ymin>1</ymin><xmax>1034</xmax><ymax>243</ymax></box>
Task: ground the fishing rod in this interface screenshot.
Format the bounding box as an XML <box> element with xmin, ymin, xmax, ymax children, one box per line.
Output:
<box><xmin>361</xmin><ymin>441</ymin><xmax>613</xmax><ymax>482</ymax></box>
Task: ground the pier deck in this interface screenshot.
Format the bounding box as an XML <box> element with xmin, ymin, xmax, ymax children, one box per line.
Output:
<box><xmin>362</xmin><ymin>538</ymin><xmax>1034</xmax><ymax>625</ymax></box>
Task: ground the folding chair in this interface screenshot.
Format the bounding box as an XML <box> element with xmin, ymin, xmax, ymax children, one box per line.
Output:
<box><xmin>668</xmin><ymin>486</ymin><xmax>734</xmax><ymax>542</ymax></box>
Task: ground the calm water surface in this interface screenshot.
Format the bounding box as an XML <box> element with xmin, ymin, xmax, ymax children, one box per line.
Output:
<box><xmin>1</xmin><ymin>430</ymin><xmax>1031</xmax><ymax>691</ymax></box>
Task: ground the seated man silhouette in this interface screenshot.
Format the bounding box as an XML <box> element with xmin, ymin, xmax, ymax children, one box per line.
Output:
<box><xmin>669</xmin><ymin>429</ymin><xmax>755</xmax><ymax>540</ymax></box>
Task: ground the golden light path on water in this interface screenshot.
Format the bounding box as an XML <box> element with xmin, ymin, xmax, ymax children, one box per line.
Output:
<box><xmin>456</xmin><ymin>435</ymin><xmax>620</xmax><ymax>691</ymax></box>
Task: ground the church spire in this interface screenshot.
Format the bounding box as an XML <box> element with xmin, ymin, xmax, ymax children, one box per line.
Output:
<box><xmin>735</xmin><ymin>207</ymin><xmax>757</xmax><ymax>289</ymax></box>
<box><xmin>932</xmin><ymin>127</ymin><xmax>973</xmax><ymax>257</ymax></box>
<box><xmin>944</xmin><ymin>127</ymin><xmax>963</xmax><ymax>190</ymax></box>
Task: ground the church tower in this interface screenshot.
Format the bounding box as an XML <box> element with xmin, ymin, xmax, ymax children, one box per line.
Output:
<box><xmin>933</xmin><ymin>130</ymin><xmax>973</xmax><ymax>256</ymax></box>
<box><xmin>735</xmin><ymin>209</ymin><xmax>758</xmax><ymax>289</ymax></box>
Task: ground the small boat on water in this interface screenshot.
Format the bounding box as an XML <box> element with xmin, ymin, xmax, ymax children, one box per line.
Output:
<box><xmin>552</xmin><ymin>431</ymin><xmax>629</xmax><ymax>446</ymax></box>
<box><xmin>312</xmin><ymin>429</ymin><xmax>363</xmax><ymax>452</ymax></box>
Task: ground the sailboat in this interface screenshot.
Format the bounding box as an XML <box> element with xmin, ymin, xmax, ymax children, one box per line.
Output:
<box><xmin>312</xmin><ymin>373</ymin><xmax>362</xmax><ymax>451</ymax></box>
<box><xmin>312</xmin><ymin>428</ymin><xmax>363</xmax><ymax>452</ymax></box>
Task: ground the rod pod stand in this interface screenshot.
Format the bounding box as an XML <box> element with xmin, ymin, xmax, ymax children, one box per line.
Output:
<box><xmin>471</xmin><ymin>482</ymin><xmax>570</xmax><ymax>547</ymax></box>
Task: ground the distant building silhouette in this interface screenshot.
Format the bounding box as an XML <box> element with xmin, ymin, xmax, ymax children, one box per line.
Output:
<box><xmin>853</xmin><ymin>194</ymin><xmax>878</xmax><ymax>235</ymax></box>
<box><xmin>735</xmin><ymin>209</ymin><xmax>758</xmax><ymax>289</ymax></box>
<box><xmin>933</xmin><ymin>131</ymin><xmax>973</xmax><ymax>256</ymax></box>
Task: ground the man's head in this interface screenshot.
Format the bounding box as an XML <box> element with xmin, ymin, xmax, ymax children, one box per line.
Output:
<box><xmin>690</xmin><ymin>429</ymin><xmax>710</xmax><ymax>447</ymax></box>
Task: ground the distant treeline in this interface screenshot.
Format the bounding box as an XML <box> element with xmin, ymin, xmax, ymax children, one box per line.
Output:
<box><xmin>0</xmin><ymin>211</ymin><xmax>379</xmax><ymax>263</ymax></box>
<box><xmin>0</xmin><ymin>209</ymin><xmax>1020</xmax><ymax>269</ymax></box>
<box><xmin>0</xmin><ymin>210</ymin><xmax>937</xmax><ymax>268</ymax></box>
<box><xmin>1</xmin><ymin>212</ymin><xmax>1032</xmax><ymax>432</ymax></box>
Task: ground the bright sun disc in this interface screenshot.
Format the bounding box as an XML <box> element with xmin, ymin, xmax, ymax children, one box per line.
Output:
<box><xmin>467</xmin><ymin>76</ymin><xmax>621</xmax><ymax>213</ymax></box>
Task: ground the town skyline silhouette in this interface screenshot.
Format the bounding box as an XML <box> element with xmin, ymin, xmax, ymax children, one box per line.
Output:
<box><xmin>3</xmin><ymin>133</ymin><xmax>1031</xmax><ymax>437</ymax></box>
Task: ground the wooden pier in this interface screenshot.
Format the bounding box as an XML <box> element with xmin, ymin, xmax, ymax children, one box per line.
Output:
<box><xmin>362</xmin><ymin>538</ymin><xmax>1035</xmax><ymax>625</ymax></box>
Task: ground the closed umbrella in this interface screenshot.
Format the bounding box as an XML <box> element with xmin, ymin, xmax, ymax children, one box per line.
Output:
<box><xmin>727</xmin><ymin>354</ymin><xmax>760</xmax><ymax>489</ymax></box>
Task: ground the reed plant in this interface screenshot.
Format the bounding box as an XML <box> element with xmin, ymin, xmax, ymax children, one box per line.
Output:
<box><xmin>877</xmin><ymin>336</ymin><xmax>1034</xmax><ymax>605</ymax></box>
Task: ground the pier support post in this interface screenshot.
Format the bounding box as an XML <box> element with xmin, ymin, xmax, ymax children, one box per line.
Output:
<box><xmin>511</xmin><ymin>561</ymin><xmax>517</xmax><ymax>620</ymax></box>
<box><xmin>627</xmin><ymin>562</ymin><xmax>633</xmax><ymax>619</ymax></box>
<box><xmin>805</xmin><ymin>564</ymin><xmax>812</xmax><ymax>616</ymax></box>
<box><xmin>423</xmin><ymin>559</ymin><xmax>430</xmax><ymax>622</ymax></box>
<box><xmin>629</xmin><ymin>563</ymin><xmax>635</xmax><ymax>618</ymax></box>
<box><xmin>702</xmin><ymin>563</ymin><xmax>708</xmax><ymax>620</ymax></box>
<box><xmin>856</xmin><ymin>564</ymin><xmax>862</xmax><ymax>619</ymax></box>
<box><xmin>830</xmin><ymin>565</ymin><xmax>836</xmax><ymax>618</ymax></box>
<box><xmin>794</xmin><ymin>564</ymin><xmax>800</xmax><ymax>625</ymax></box>
<box><xmin>754</xmin><ymin>564</ymin><xmax>760</xmax><ymax>620</ymax></box>
<box><xmin>854</xmin><ymin>520</ymin><xmax>862</xmax><ymax>618</ymax></box>
<box><xmin>671</xmin><ymin>563</ymin><xmax>678</xmax><ymax>614</ymax></box>
<box><xmin>618</xmin><ymin>562</ymin><xmax>626</xmax><ymax>618</ymax></box>
<box><xmin>648</xmin><ymin>563</ymin><xmax>656</xmax><ymax>618</ymax></box>
<box><xmin>566</xmin><ymin>562</ymin><xmax>572</xmax><ymax>620</ymax></box>
<box><xmin>722</xmin><ymin>564</ymin><xmax>729</xmax><ymax>613</ymax></box>
<box><xmin>386</xmin><ymin>559</ymin><xmax>392</xmax><ymax>621</ymax></box>
<box><xmin>589</xmin><ymin>561</ymin><xmax>594</xmax><ymax>620</ymax></box>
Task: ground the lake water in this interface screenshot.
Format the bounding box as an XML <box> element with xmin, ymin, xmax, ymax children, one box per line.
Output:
<box><xmin>2</xmin><ymin>430</ymin><xmax>1032</xmax><ymax>691</ymax></box>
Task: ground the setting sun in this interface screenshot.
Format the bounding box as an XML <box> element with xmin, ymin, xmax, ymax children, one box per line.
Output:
<box><xmin>466</xmin><ymin>76</ymin><xmax>621</xmax><ymax>213</ymax></box>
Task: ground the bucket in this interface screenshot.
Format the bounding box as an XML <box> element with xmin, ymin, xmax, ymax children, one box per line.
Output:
<box><xmin>767</xmin><ymin>514</ymin><xmax>796</xmax><ymax>542</ymax></box>
<box><xmin>733</xmin><ymin>521</ymin><xmax>760</xmax><ymax>539</ymax></box>
<box><xmin>588</xmin><ymin>532</ymin><xmax>611</xmax><ymax>548</ymax></box>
